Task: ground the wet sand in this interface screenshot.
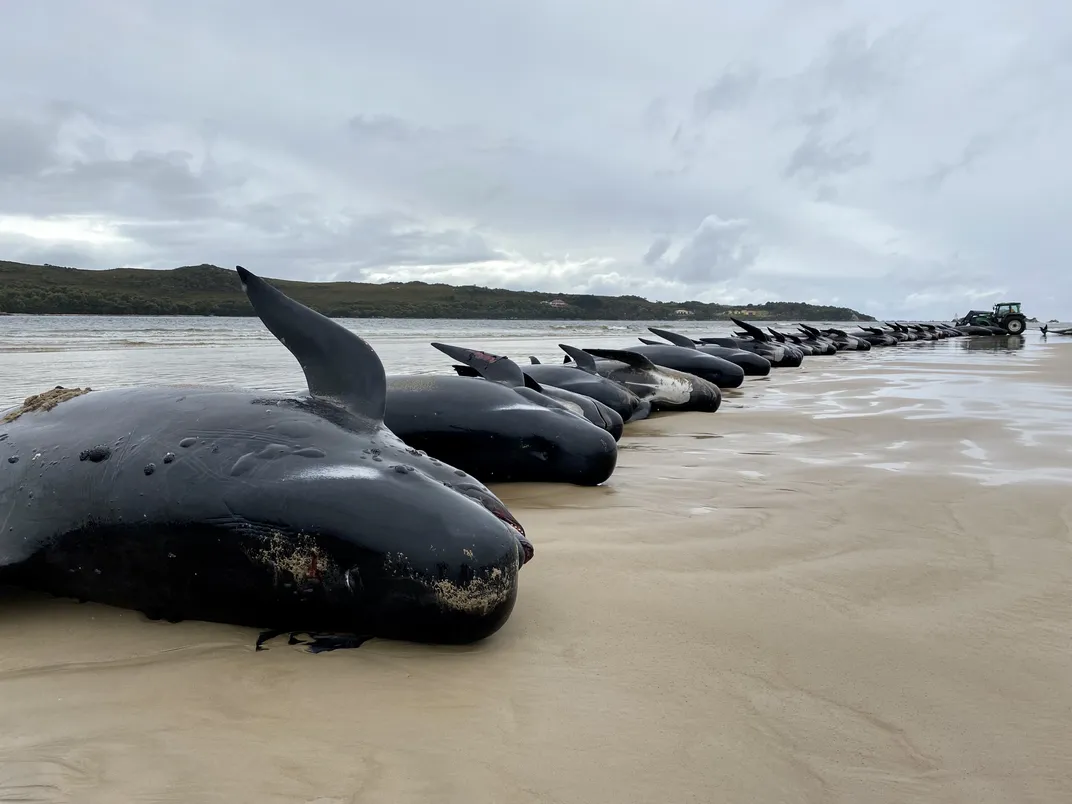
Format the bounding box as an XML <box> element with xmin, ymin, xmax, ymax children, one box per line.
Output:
<box><xmin>2</xmin><ymin>338</ymin><xmax>1072</xmax><ymax>803</ymax></box>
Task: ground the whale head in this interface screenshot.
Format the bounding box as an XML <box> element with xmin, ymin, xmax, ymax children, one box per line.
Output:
<box><xmin>233</xmin><ymin>266</ymin><xmax>532</xmax><ymax>643</ymax></box>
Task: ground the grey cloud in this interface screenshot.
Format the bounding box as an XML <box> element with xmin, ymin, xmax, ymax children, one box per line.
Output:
<box><xmin>348</xmin><ymin>114</ymin><xmax>427</xmax><ymax>144</ymax></box>
<box><xmin>923</xmin><ymin>134</ymin><xmax>994</xmax><ymax>190</ymax></box>
<box><xmin>815</xmin><ymin>23</ymin><xmax>921</xmax><ymax>103</ymax></box>
<box><xmin>0</xmin><ymin>110</ymin><xmax>235</xmax><ymax>220</ymax></box>
<box><xmin>0</xmin><ymin>115</ymin><xmax>56</xmax><ymax>178</ymax></box>
<box><xmin>653</xmin><ymin>216</ymin><xmax>759</xmax><ymax>285</ymax></box>
<box><xmin>693</xmin><ymin>65</ymin><xmax>760</xmax><ymax>121</ymax></box>
<box><xmin>0</xmin><ymin>0</ymin><xmax>1069</xmax><ymax>319</ymax></box>
<box><xmin>784</xmin><ymin>128</ymin><xmax>871</xmax><ymax>181</ymax></box>
<box><xmin>642</xmin><ymin>236</ymin><xmax>672</xmax><ymax>265</ymax></box>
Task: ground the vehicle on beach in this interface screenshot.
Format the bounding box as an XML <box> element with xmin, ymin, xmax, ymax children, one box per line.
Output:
<box><xmin>954</xmin><ymin>301</ymin><xmax>1029</xmax><ymax>335</ymax></box>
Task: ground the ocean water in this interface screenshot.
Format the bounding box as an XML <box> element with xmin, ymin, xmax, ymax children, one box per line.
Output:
<box><xmin>0</xmin><ymin>314</ymin><xmax>893</xmax><ymax>407</ymax></box>
<box><xmin>0</xmin><ymin>314</ymin><xmax>1067</xmax><ymax>414</ymax></box>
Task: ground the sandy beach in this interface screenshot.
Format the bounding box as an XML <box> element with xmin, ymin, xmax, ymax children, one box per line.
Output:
<box><xmin>2</xmin><ymin>335</ymin><xmax>1071</xmax><ymax>804</ymax></box>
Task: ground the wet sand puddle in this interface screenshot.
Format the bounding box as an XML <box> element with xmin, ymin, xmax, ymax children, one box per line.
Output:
<box><xmin>716</xmin><ymin>337</ymin><xmax>1072</xmax><ymax>486</ymax></box>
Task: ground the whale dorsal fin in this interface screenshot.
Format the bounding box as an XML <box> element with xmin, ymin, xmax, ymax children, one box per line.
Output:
<box><xmin>581</xmin><ymin>347</ymin><xmax>657</xmax><ymax>369</ymax></box>
<box><xmin>559</xmin><ymin>344</ymin><xmax>596</xmax><ymax>372</ymax></box>
<box><xmin>236</xmin><ymin>265</ymin><xmax>385</xmax><ymax>424</ymax></box>
<box><xmin>522</xmin><ymin>373</ymin><xmax>544</xmax><ymax>391</ymax></box>
<box><xmin>647</xmin><ymin>327</ymin><xmax>697</xmax><ymax>348</ymax></box>
<box><xmin>637</xmin><ymin>337</ymin><xmax>662</xmax><ymax>345</ymax></box>
<box><xmin>448</xmin><ymin>359</ymin><xmax>543</xmax><ymax>391</ymax></box>
<box><xmin>730</xmin><ymin>317</ymin><xmax>770</xmax><ymax>342</ymax></box>
<box><xmin>529</xmin><ymin>356</ymin><xmax>541</xmax><ymax>364</ymax></box>
<box><xmin>430</xmin><ymin>342</ymin><xmax>526</xmax><ymax>388</ymax></box>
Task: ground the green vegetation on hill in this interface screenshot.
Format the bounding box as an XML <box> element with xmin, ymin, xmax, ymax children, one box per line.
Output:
<box><xmin>0</xmin><ymin>260</ymin><xmax>875</xmax><ymax>321</ymax></box>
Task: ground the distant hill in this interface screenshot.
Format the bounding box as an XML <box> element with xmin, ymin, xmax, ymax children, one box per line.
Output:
<box><xmin>0</xmin><ymin>260</ymin><xmax>875</xmax><ymax>321</ymax></box>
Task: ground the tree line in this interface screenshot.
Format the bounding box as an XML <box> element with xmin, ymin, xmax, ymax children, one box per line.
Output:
<box><xmin>0</xmin><ymin>261</ymin><xmax>875</xmax><ymax>321</ymax></box>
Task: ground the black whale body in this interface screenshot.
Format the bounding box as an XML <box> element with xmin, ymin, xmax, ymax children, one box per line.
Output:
<box><xmin>642</xmin><ymin>328</ymin><xmax>772</xmax><ymax>376</ymax></box>
<box><xmin>698</xmin><ymin>336</ymin><xmax>804</xmax><ymax>366</ymax></box>
<box><xmin>520</xmin><ymin>360</ymin><xmax>651</xmax><ymax>423</ymax></box>
<box><xmin>446</xmin><ymin>365</ymin><xmax>625</xmax><ymax>441</ymax></box>
<box><xmin>430</xmin><ymin>341</ymin><xmax>625</xmax><ymax>441</ymax></box>
<box><xmin>560</xmin><ymin>345</ymin><xmax>723</xmax><ymax>413</ymax></box>
<box><xmin>700</xmin><ymin>318</ymin><xmax>805</xmax><ymax>367</ymax></box>
<box><xmin>583</xmin><ymin>343</ymin><xmax>746</xmax><ymax>389</ymax></box>
<box><xmin>0</xmin><ymin>267</ymin><xmax>532</xmax><ymax>646</ymax></box>
<box><xmin>383</xmin><ymin>374</ymin><xmax>618</xmax><ymax>486</ymax></box>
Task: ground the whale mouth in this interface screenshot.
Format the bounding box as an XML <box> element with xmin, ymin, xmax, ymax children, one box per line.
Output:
<box><xmin>490</xmin><ymin>510</ymin><xmax>531</xmax><ymax>566</ymax></box>
<box><xmin>494</xmin><ymin>511</ymin><xmax>534</xmax><ymax>565</ymax></box>
<box><xmin>458</xmin><ymin>486</ymin><xmax>533</xmax><ymax>566</ymax></box>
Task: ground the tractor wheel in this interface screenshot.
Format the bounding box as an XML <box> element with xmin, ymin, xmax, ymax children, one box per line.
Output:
<box><xmin>1005</xmin><ymin>317</ymin><xmax>1025</xmax><ymax>335</ymax></box>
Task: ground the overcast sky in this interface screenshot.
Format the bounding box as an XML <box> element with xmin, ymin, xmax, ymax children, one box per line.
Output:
<box><xmin>2</xmin><ymin>1</ymin><xmax>1070</xmax><ymax>319</ymax></box>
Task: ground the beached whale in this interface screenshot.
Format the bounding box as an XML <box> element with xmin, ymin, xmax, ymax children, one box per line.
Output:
<box><xmin>0</xmin><ymin>266</ymin><xmax>532</xmax><ymax>647</ymax></box>
<box><xmin>788</xmin><ymin>325</ymin><xmax>841</xmax><ymax>353</ymax></box>
<box><xmin>855</xmin><ymin>327</ymin><xmax>899</xmax><ymax>346</ymax></box>
<box><xmin>810</xmin><ymin>326</ymin><xmax>871</xmax><ymax>351</ymax></box>
<box><xmin>700</xmin><ymin>318</ymin><xmax>805</xmax><ymax>367</ymax></box>
<box><xmin>585</xmin><ymin>343</ymin><xmax>746</xmax><ymax>389</ymax></box>
<box><xmin>383</xmin><ymin>371</ymin><xmax>619</xmax><ymax>486</ymax></box>
<box><xmin>560</xmin><ymin>345</ymin><xmax>722</xmax><ymax>413</ymax></box>
<box><xmin>523</xmin><ymin>355</ymin><xmax>651</xmax><ymax>423</ymax></box>
<box><xmin>642</xmin><ymin>328</ymin><xmax>771</xmax><ymax>376</ymax></box>
<box><xmin>433</xmin><ymin>342</ymin><xmax>624</xmax><ymax>441</ymax></box>
<box><xmin>766</xmin><ymin>328</ymin><xmax>826</xmax><ymax>355</ymax></box>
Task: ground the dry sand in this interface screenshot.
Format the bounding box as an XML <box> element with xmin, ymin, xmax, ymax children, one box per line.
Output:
<box><xmin>2</xmin><ymin>339</ymin><xmax>1072</xmax><ymax>803</ymax></box>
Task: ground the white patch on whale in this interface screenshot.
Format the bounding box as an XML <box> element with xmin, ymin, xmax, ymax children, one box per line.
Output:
<box><xmin>290</xmin><ymin>464</ymin><xmax>384</xmax><ymax>482</ymax></box>
<box><xmin>651</xmin><ymin>372</ymin><xmax>694</xmax><ymax>403</ymax></box>
<box><xmin>488</xmin><ymin>402</ymin><xmax>546</xmax><ymax>413</ymax></box>
<box><xmin>554</xmin><ymin>399</ymin><xmax>585</xmax><ymax>416</ymax></box>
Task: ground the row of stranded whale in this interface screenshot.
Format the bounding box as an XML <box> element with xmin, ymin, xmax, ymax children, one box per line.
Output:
<box><xmin>0</xmin><ymin>267</ymin><xmax>1026</xmax><ymax>652</ymax></box>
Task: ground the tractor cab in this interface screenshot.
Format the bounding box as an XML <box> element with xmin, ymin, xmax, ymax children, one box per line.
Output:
<box><xmin>993</xmin><ymin>302</ymin><xmax>1021</xmax><ymax>318</ymax></box>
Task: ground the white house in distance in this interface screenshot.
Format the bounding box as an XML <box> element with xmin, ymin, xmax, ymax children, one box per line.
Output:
<box><xmin>543</xmin><ymin>299</ymin><xmax>568</xmax><ymax>308</ymax></box>
<box><xmin>674</xmin><ymin>309</ymin><xmax>693</xmax><ymax>316</ymax></box>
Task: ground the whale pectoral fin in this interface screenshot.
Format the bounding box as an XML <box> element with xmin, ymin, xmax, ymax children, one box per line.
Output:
<box><xmin>451</xmin><ymin>365</ymin><xmax>482</xmax><ymax>377</ymax></box>
<box><xmin>255</xmin><ymin>629</ymin><xmax>375</xmax><ymax>653</ymax></box>
<box><xmin>529</xmin><ymin>356</ymin><xmax>541</xmax><ymax>364</ymax></box>
<box><xmin>647</xmin><ymin>327</ymin><xmax>697</xmax><ymax>348</ymax></box>
<box><xmin>235</xmin><ymin>266</ymin><xmax>386</xmax><ymax>423</ymax></box>
<box><xmin>581</xmin><ymin>348</ymin><xmax>657</xmax><ymax>370</ymax></box>
<box><xmin>558</xmin><ymin>344</ymin><xmax>597</xmax><ymax>372</ymax></box>
<box><xmin>637</xmin><ymin>337</ymin><xmax>662</xmax><ymax>345</ymax></box>
<box><xmin>430</xmin><ymin>342</ymin><xmax>526</xmax><ymax>388</ymax></box>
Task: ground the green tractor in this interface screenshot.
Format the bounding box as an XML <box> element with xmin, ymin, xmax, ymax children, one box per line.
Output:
<box><xmin>955</xmin><ymin>301</ymin><xmax>1028</xmax><ymax>335</ymax></box>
